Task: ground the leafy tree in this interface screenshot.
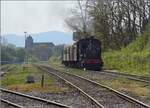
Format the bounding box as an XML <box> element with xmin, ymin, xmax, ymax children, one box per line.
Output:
<box><xmin>16</xmin><ymin>48</ymin><xmax>25</xmax><ymax>62</ymax></box>
<box><xmin>1</xmin><ymin>44</ymin><xmax>25</xmax><ymax>64</ymax></box>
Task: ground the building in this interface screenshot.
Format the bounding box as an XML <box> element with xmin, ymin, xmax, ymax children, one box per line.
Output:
<box><xmin>25</xmin><ymin>35</ymin><xmax>54</xmax><ymax>61</ymax></box>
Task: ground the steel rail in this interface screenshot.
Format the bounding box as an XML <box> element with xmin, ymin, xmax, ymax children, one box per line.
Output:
<box><xmin>40</xmin><ymin>65</ymin><xmax>150</xmax><ymax>108</ymax></box>
<box><xmin>1</xmin><ymin>98</ymin><xmax>24</xmax><ymax>108</ymax></box>
<box><xmin>47</xmin><ymin>63</ymin><xmax>150</xmax><ymax>83</ymax></box>
<box><xmin>1</xmin><ymin>65</ymin><xmax>9</xmax><ymax>71</ymax></box>
<box><xmin>66</xmin><ymin>72</ymin><xmax>150</xmax><ymax>108</ymax></box>
<box><xmin>37</xmin><ymin>66</ymin><xmax>104</xmax><ymax>108</ymax></box>
<box><xmin>101</xmin><ymin>70</ymin><xmax>150</xmax><ymax>83</ymax></box>
<box><xmin>0</xmin><ymin>88</ymin><xmax>71</xmax><ymax>108</ymax></box>
<box><xmin>0</xmin><ymin>65</ymin><xmax>16</xmax><ymax>76</ymax></box>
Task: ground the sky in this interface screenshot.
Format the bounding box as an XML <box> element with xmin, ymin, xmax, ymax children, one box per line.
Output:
<box><xmin>1</xmin><ymin>1</ymin><xmax>77</xmax><ymax>35</ymax></box>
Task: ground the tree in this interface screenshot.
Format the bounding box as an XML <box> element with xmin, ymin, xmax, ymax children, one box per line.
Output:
<box><xmin>1</xmin><ymin>43</ymin><xmax>25</xmax><ymax>64</ymax></box>
<box><xmin>65</xmin><ymin>0</ymin><xmax>93</xmax><ymax>40</ymax></box>
<box><xmin>65</xmin><ymin>0</ymin><xmax>150</xmax><ymax>50</ymax></box>
<box><xmin>16</xmin><ymin>48</ymin><xmax>25</xmax><ymax>62</ymax></box>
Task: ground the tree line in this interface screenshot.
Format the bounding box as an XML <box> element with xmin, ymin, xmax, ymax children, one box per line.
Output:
<box><xmin>1</xmin><ymin>44</ymin><xmax>25</xmax><ymax>64</ymax></box>
<box><xmin>65</xmin><ymin>0</ymin><xmax>150</xmax><ymax>50</ymax></box>
<box><xmin>1</xmin><ymin>39</ymin><xmax>64</xmax><ymax>64</ymax></box>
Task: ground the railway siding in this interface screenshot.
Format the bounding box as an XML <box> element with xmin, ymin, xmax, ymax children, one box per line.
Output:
<box><xmin>1</xmin><ymin>99</ymin><xmax>24</xmax><ymax>108</ymax></box>
<box><xmin>1</xmin><ymin>64</ymin><xmax>102</xmax><ymax>108</ymax></box>
<box><xmin>1</xmin><ymin>88</ymin><xmax>70</xmax><ymax>108</ymax></box>
<box><xmin>36</xmin><ymin>65</ymin><xmax>104</xmax><ymax>108</ymax></box>
<box><xmin>102</xmin><ymin>70</ymin><xmax>150</xmax><ymax>83</ymax></box>
<box><xmin>39</xmin><ymin>65</ymin><xmax>150</xmax><ymax>108</ymax></box>
<box><xmin>47</xmin><ymin>63</ymin><xmax>150</xmax><ymax>105</ymax></box>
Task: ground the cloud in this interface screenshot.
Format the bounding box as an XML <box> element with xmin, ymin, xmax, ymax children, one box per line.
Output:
<box><xmin>1</xmin><ymin>1</ymin><xmax>77</xmax><ymax>35</ymax></box>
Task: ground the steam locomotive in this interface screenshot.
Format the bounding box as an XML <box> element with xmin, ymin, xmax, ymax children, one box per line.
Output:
<box><xmin>62</xmin><ymin>37</ymin><xmax>103</xmax><ymax>70</ymax></box>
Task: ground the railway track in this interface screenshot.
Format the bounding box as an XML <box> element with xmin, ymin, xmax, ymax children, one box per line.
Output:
<box><xmin>0</xmin><ymin>88</ymin><xmax>71</xmax><ymax>108</ymax></box>
<box><xmin>36</xmin><ymin>65</ymin><xmax>104</xmax><ymax>108</ymax></box>
<box><xmin>100</xmin><ymin>70</ymin><xmax>150</xmax><ymax>84</ymax></box>
<box><xmin>45</xmin><ymin>63</ymin><xmax>149</xmax><ymax>84</ymax></box>
<box><xmin>1</xmin><ymin>65</ymin><xmax>9</xmax><ymax>71</ymax></box>
<box><xmin>0</xmin><ymin>65</ymin><xmax>16</xmax><ymax>76</ymax></box>
<box><xmin>57</xmin><ymin>63</ymin><xmax>149</xmax><ymax>83</ymax></box>
<box><xmin>1</xmin><ymin>98</ymin><xmax>24</xmax><ymax>108</ymax></box>
<box><xmin>1</xmin><ymin>65</ymin><xmax>14</xmax><ymax>71</ymax></box>
<box><xmin>38</xmin><ymin>65</ymin><xmax>150</xmax><ymax>108</ymax></box>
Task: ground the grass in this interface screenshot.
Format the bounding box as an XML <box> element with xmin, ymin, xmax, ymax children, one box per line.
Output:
<box><xmin>2</xmin><ymin>65</ymin><xmax>36</xmax><ymax>86</ymax></box>
<box><xmin>1</xmin><ymin>64</ymin><xmax>9</xmax><ymax>69</ymax></box>
<box><xmin>103</xmin><ymin>24</ymin><xmax>150</xmax><ymax>76</ymax></box>
<box><xmin>103</xmin><ymin>51</ymin><xmax>150</xmax><ymax>76</ymax></box>
<box><xmin>1</xmin><ymin>64</ymin><xmax>13</xmax><ymax>71</ymax></box>
<box><xmin>7</xmin><ymin>83</ymin><xmax>68</xmax><ymax>93</ymax></box>
<box><xmin>1</xmin><ymin>64</ymin><xmax>69</xmax><ymax>93</ymax></box>
<box><xmin>97</xmin><ymin>77</ymin><xmax>150</xmax><ymax>99</ymax></box>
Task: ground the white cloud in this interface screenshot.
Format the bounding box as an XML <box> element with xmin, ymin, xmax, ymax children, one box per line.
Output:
<box><xmin>1</xmin><ymin>1</ymin><xmax>77</xmax><ymax>35</ymax></box>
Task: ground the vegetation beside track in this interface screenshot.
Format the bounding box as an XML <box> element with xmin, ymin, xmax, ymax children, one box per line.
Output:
<box><xmin>97</xmin><ymin>78</ymin><xmax>150</xmax><ymax>98</ymax></box>
<box><xmin>1</xmin><ymin>64</ymin><xmax>13</xmax><ymax>70</ymax></box>
<box><xmin>103</xmin><ymin>24</ymin><xmax>150</xmax><ymax>76</ymax></box>
<box><xmin>48</xmin><ymin>24</ymin><xmax>150</xmax><ymax>76</ymax></box>
<box><xmin>1</xmin><ymin>64</ymin><xmax>69</xmax><ymax>93</ymax></box>
<box><xmin>47</xmin><ymin>61</ymin><xmax>150</xmax><ymax>101</ymax></box>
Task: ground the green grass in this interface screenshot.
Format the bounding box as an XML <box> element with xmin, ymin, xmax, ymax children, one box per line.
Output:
<box><xmin>1</xmin><ymin>64</ymin><xmax>9</xmax><ymax>69</ymax></box>
<box><xmin>103</xmin><ymin>24</ymin><xmax>150</xmax><ymax>76</ymax></box>
<box><xmin>103</xmin><ymin>51</ymin><xmax>150</xmax><ymax>76</ymax></box>
<box><xmin>2</xmin><ymin>65</ymin><xmax>36</xmax><ymax>86</ymax></box>
<box><xmin>97</xmin><ymin>77</ymin><xmax>150</xmax><ymax>99</ymax></box>
<box><xmin>1</xmin><ymin>64</ymin><xmax>69</xmax><ymax>93</ymax></box>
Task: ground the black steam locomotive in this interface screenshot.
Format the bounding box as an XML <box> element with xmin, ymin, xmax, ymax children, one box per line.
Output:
<box><xmin>62</xmin><ymin>37</ymin><xmax>103</xmax><ymax>70</ymax></box>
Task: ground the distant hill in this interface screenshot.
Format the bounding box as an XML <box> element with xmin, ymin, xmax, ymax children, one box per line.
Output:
<box><xmin>2</xmin><ymin>31</ymin><xmax>73</xmax><ymax>47</ymax></box>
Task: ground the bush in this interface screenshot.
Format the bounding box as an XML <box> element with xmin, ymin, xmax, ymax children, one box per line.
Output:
<box><xmin>103</xmin><ymin>24</ymin><xmax>150</xmax><ymax>76</ymax></box>
<box><xmin>103</xmin><ymin>51</ymin><xmax>150</xmax><ymax>75</ymax></box>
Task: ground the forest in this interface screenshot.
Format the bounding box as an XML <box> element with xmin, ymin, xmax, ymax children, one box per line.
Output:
<box><xmin>65</xmin><ymin>0</ymin><xmax>150</xmax><ymax>75</ymax></box>
<box><xmin>66</xmin><ymin>0</ymin><xmax>150</xmax><ymax>49</ymax></box>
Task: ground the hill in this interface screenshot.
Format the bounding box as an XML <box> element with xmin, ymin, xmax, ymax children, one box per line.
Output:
<box><xmin>2</xmin><ymin>31</ymin><xmax>73</xmax><ymax>47</ymax></box>
<box><xmin>103</xmin><ymin>24</ymin><xmax>150</xmax><ymax>76</ymax></box>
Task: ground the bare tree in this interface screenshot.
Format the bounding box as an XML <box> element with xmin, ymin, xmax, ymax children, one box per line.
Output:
<box><xmin>65</xmin><ymin>0</ymin><xmax>150</xmax><ymax>50</ymax></box>
<box><xmin>65</xmin><ymin>0</ymin><xmax>93</xmax><ymax>40</ymax></box>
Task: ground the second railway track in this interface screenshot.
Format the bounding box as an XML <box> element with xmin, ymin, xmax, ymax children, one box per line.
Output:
<box><xmin>101</xmin><ymin>70</ymin><xmax>150</xmax><ymax>84</ymax></box>
<box><xmin>36</xmin><ymin>65</ymin><xmax>104</xmax><ymax>108</ymax></box>
<box><xmin>48</xmin><ymin>63</ymin><xmax>150</xmax><ymax>84</ymax></box>
<box><xmin>0</xmin><ymin>88</ymin><xmax>71</xmax><ymax>108</ymax></box>
<box><xmin>37</xmin><ymin>65</ymin><xmax>150</xmax><ymax>108</ymax></box>
<box><xmin>1</xmin><ymin>98</ymin><xmax>24</xmax><ymax>108</ymax></box>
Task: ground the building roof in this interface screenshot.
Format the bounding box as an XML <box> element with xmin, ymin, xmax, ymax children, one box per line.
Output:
<box><xmin>33</xmin><ymin>42</ymin><xmax>54</xmax><ymax>47</ymax></box>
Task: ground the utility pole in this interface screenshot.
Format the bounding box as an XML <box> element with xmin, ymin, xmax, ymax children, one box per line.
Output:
<box><xmin>24</xmin><ymin>31</ymin><xmax>28</xmax><ymax>65</ymax></box>
<box><xmin>24</xmin><ymin>31</ymin><xmax>27</xmax><ymax>47</ymax></box>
